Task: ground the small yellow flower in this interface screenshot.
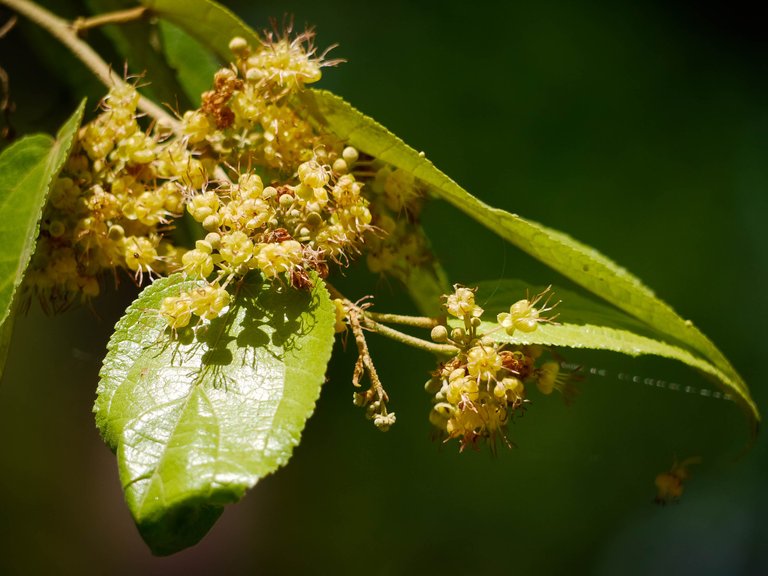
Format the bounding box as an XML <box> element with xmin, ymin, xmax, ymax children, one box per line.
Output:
<box><xmin>497</xmin><ymin>286</ymin><xmax>558</xmax><ymax>336</ymax></box>
<box><xmin>160</xmin><ymin>295</ymin><xmax>193</xmax><ymax>329</ymax></box>
<box><xmin>466</xmin><ymin>345</ymin><xmax>502</xmax><ymax>383</ymax></box>
<box><xmin>445</xmin><ymin>285</ymin><xmax>483</xmax><ymax>319</ymax></box>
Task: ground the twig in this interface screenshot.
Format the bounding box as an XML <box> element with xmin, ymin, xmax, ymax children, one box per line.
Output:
<box><xmin>325</xmin><ymin>282</ymin><xmax>456</xmax><ymax>356</ymax></box>
<box><xmin>72</xmin><ymin>6</ymin><xmax>148</xmax><ymax>34</ymax></box>
<box><xmin>366</xmin><ymin>310</ymin><xmax>438</xmax><ymax>330</ymax></box>
<box><xmin>0</xmin><ymin>0</ymin><xmax>179</xmax><ymax>131</ymax></box>
<box><xmin>360</xmin><ymin>316</ymin><xmax>457</xmax><ymax>356</ymax></box>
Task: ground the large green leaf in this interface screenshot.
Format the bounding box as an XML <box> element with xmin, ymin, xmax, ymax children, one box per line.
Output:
<box><xmin>0</xmin><ymin>101</ymin><xmax>84</xmax><ymax>377</ymax></box>
<box><xmin>0</xmin><ymin>136</ymin><xmax>51</xmax><ymax>323</ymax></box>
<box><xmin>139</xmin><ymin>0</ymin><xmax>260</xmax><ymax>61</ymax></box>
<box><xmin>297</xmin><ymin>89</ymin><xmax>757</xmax><ymax>432</ymax></box>
<box><xmin>95</xmin><ymin>272</ymin><xmax>335</xmax><ymax>555</ymax></box>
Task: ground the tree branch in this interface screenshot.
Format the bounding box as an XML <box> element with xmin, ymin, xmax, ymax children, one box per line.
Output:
<box><xmin>0</xmin><ymin>0</ymin><xmax>179</xmax><ymax>130</ymax></box>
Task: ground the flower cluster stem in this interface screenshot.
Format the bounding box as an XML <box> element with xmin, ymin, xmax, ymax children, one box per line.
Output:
<box><xmin>346</xmin><ymin>304</ymin><xmax>387</xmax><ymax>403</ymax></box>
<box><xmin>365</xmin><ymin>311</ymin><xmax>438</xmax><ymax>329</ymax></box>
<box><xmin>326</xmin><ymin>283</ymin><xmax>456</xmax><ymax>356</ymax></box>
<box><xmin>361</xmin><ymin>316</ymin><xmax>457</xmax><ymax>356</ymax></box>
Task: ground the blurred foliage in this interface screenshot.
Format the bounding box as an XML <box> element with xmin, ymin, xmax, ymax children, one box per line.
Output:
<box><xmin>0</xmin><ymin>0</ymin><xmax>766</xmax><ymax>574</ymax></box>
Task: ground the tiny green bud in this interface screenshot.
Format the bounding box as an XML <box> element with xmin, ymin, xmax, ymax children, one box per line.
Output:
<box><xmin>424</xmin><ymin>377</ymin><xmax>442</xmax><ymax>394</ymax></box>
<box><xmin>108</xmin><ymin>225</ymin><xmax>125</xmax><ymax>240</ymax></box>
<box><xmin>430</xmin><ymin>325</ymin><xmax>449</xmax><ymax>342</ymax></box>
<box><xmin>228</xmin><ymin>36</ymin><xmax>249</xmax><ymax>54</ymax></box>
<box><xmin>342</xmin><ymin>146</ymin><xmax>359</xmax><ymax>164</ymax></box>
<box><xmin>203</xmin><ymin>214</ymin><xmax>221</xmax><ymax>231</ymax></box>
<box><xmin>306</xmin><ymin>211</ymin><xmax>323</xmax><ymax>228</ymax></box>
<box><xmin>245</xmin><ymin>67</ymin><xmax>263</xmax><ymax>82</ymax></box>
<box><xmin>332</xmin><ymin>158</ymin><xmax>348</xmax><ymax>175</ymax></box>
<box><xmin>204</xmin><ymin>232</ymin><xmax>221</xmax><ymax>249</ymax></box>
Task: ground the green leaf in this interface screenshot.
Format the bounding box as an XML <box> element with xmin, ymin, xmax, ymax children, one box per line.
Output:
<box><xmin>468</xmin><ymin>280</ymin><xmax>757</xmax><ymax>433</ymax></box>
<box><xmin>139</xmin><ymin>0</ymin><xmax>260</xmax><ymax>61</ymax></box>
<box><xmin>95</xmin><ymin>272</ymin><xmax>335</xmax><ymax>555</ymax></box>
<box><xmin>157</xmin><ymin>20</ymin><xmax>220</xmax><ymax>106</ymax></box>
<box><xmin>84</xmin><ymin>0</ymin><xmax>191</xmax><ymax>109</ymax></box>
<box><xmin>298</xmin><ymin>89</ymin><xmax>758</xmax><ymax>433</ymax></box>
<box><xmin>0</xmin><ymin>101</ymin><xmax>85</xmax><ymax>377</ymax></box>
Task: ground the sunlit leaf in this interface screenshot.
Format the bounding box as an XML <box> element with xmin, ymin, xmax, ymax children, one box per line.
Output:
<box><xmin>298</xmin><ymin>89</ymin><xmax>758</xmax><ymax>433</ymax></box>
<box><xmin>0</xmin><ymin>101</ymin><xmax>85</xmax><ymax>378</ymax></box>
<box><xmin>95</xmin><ymin>272</ymin><xmax>335</xmax><ymax>554</ymax></box>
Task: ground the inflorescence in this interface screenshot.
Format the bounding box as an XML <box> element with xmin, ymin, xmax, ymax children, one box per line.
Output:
<box><xmin>28</xmin><ymin>28</ymin><xmax>437</xmax><ymax>325</ymax></box>
<box><xmin>425</xmin><ymin>285</ymin><xmax>578</xmax><ymax>450</ymax></box>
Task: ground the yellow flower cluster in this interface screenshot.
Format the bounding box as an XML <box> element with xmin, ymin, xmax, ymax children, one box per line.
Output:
<box><xmin>26</xmin><ymin>84</ymin><xmax>192</xmax><ymax>311</ymax></box>
<box><xmin>29</xmin><ymin>25</ymin><xmax>438</xmax><ymax>329</ymax></box>
<box><xmin>189</xmin><ymin>33</ymin><xmax>342</xmax><ymax>175</ymax></box>
<box><xmin>426</xmin><ymin>285</ymin><xmax>573</xmax><ymax>450</ymax></box>
<box><xmin>157</xmin><ymin>33</ymin><xmax>375</xmax><ymax>328</ymax></box>
<box><xmin>162</xmin><ymin>154</ymin><xmax>374</xmax><ymax>328</ymax></box>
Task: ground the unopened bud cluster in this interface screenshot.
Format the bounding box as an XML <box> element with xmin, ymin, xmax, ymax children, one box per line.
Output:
<box><xmin>425</xmin><ymin>285</ymin><xmax>576</xmax><ymax>450</ymax></box>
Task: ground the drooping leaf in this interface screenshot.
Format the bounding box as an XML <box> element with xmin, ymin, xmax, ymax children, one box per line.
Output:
<box><xmin>0</xmin><ymin>101</ymin><xmax>85</xmax><ymax>378</ymax></box>
<box><xmin>465</xmin><ymin>280</ymin><xmax>758</xmax><ymax>432</ymax></box>
<box><xmin>95</xmin><ymin>272</ymin><xmax>335</xmax><ymax>555</ymax></box>
<box><xmin>139</xmin><ymin>0</ymin><xmax>260</xmax><ymax>61</ymax></box>
<box><xmin>297</xmin><ymin>89</ymin><xmax>757</xmax><ymax>433</ymax></box>
<box><xmin>84</xmin><ymin>0</ymin><xmax>191</xmax><ymax>109</ymax></box>
<box><xmin>157</xmin><ymin>20</ymin><xmax>220</xmax><ymax>106</ymax></box>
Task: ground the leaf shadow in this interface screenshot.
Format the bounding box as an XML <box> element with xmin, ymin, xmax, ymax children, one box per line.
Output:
<box><xmin>138</xmin><ymin>274</ymin><xmax>323</xmax><ymax>389</ymax></box>
<box><xmin>236</xmin><ymin>277</ymin><xmax>319</xmax><ymax>360</ymax></box>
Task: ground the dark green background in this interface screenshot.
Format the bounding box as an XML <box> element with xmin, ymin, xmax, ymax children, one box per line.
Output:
<box><xmin>0</xmin><ymin>0</ymin><xmax>766</xmax><ymax>574</ymax></box>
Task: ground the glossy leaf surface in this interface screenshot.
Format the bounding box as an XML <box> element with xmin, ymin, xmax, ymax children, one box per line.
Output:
<box><xmin>95</xmin><ymin>273</ymin><xmax>335</xmax><ymax>554</ymax></box>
